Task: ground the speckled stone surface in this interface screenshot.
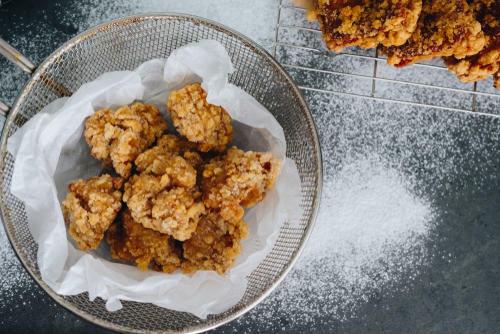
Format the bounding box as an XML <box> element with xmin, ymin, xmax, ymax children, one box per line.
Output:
<box><xmin>1</xmin><ymin>1</ymin><xmax>500</xmax><ymax>333</ymax></box>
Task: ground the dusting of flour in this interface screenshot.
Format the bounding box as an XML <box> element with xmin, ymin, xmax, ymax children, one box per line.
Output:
<box><xmin>304</xmin><ymin>157</ymin><xmax>432</xmax><ymax>277</ymax></box>
<box><xmin>0</xmin><ymin>224</ymin><xmax>31</xmax><ymax>304</ymax></box>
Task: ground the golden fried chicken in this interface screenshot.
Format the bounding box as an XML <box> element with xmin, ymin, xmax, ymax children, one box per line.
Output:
<box><xmin>382</xmin><ymin>0</ymin><xmax>487</xmax><ymax>67</ymax></box>
<box><xmin>202</xmin><ymin>147</ymin><xmax>281</xmax><ymax>222</ymax></box>
<box><xmin>107</xmin><ymin>210</ymin><xmax>181</xmax><ymax>273</ymax></box>
<box><xmin>135</xmin><ymin>152</ymin><xmax>198</xmax><ymax>188</ymax></box>
<box><xmin>84</xmin><ymin>102</ymin><xmax>167</xmax><ymax>178</ymax></box>
<box><xmin>135</xmin><ymin>134</ymin><xmax>204</xmax><ymax>173</ymax></box>
<box><xmin>167</xmin><ymin>83</ymin><xmax>233</xmax><ymax>152</ymax></box>
<box><xmin>62</xmin><ymin>174</ymin><xmax>123</xmax><ymax>251</ymax></box>
<box><xmin>494</xmin><ymin>71</ymin><xmax>500</xmax><ymax>87</ymax></box>
<box><xmin>444</xmin><ymin>0</ymin><xmax>499</xmax><ymax>85</ymax></box>
<box><xmin>123</xmin><ymin>171</ymin><xmax>205</xmax><ymax>241</ymax></box>
<box><xmin>182</xmin><ymin>212</ymin><xmax>248</xmax><ymax>274</ymax></box>
<box><xmin>312</xmin><ymin>0</ymin><xmax>422</xmax><ymax>52</ymax></box>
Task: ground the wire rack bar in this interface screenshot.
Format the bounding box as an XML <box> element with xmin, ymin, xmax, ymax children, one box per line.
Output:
<box><xmin>282</xmin><ymin>63</ymin><xmax>499</xmax><ymax>98</ymax></box>
<box><xmin>300</xmin><ymin>86</ymin><xmax>500</xmax><ymax>118</ymax></box>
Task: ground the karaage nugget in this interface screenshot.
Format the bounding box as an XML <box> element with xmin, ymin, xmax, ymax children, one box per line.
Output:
<box><xmin>84</xmin><ymin>102</ymin><xmax>167</xmax><ymax>178</ymax></box>
<box><xmin>62</xmin><ymin>174</ymin><xmax>123</xmax><ymax>251</ymax></box>
<box><xmin>444</xmin><ymin>0</ymin><xmax>499</xmax><ymax>85</ymax></box>
<box><xmin>182</xmin><ymin>212</ymin><xmax>248</xmax><ymax>274</ymax></box>
<box><xmin>313</xmin><ymin>0</ymin><xmax>422</xmax><ymax>51</ymax></box>
<box><xmin>123</xmin><ymin>172</ymin><xmax>205</xmax><ymax>240</ymax></box>
<box><xmin>494</xmin><ymin>71</ymin><xmax>500</xmax><ymax>87</ymax></box>
<box><xmin>107</xmin><ymin>210</ymin><xmax>181</xmax><ymax>273</ymax></box>
<box><xmin>202</xmin><ymin>147</ymin><xmax>281</xmax><ymax>222</ymax></box>
<box><xmin>135</xmin><ymin>134</ymin><xmax>204</xmax><ymax>173</ymax></box>
<box><xmin>135</xmin><ymin>151</ymin><xmax>198</xmax><ymax>188</ymax></box>
<box><xmin>167</xmin><ymin>83</ymin><xmax>233</xmax><ymax>152</ymax></box>
<box><xmin>382</xmin><ymin>0</ymin><xmax>486</xmax><ymax>67</ymax></box>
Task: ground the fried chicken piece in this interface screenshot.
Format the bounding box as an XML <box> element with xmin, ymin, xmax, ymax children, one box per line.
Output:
<box><xmin>107</xmin><ymin>210</ymin><xmax>181</xmax><ymax>273</ymax></box>
<box><xmin>123</xmin><ymin>172</ymin><xmax>205</xmax><ymax>240</ymax></box>
<box><xmin>313</xmin><ymin>0</ymin><xmax>422</xmax><ymax>52</ymax></box>
<box><xmin>135</xmin><ymin>134</ymin><xmax>204</xmax><ymax>173</ymax></box>
<box><xmin>135</xmin><ymin>151</ymin><xmax>198</xmax><ymax>188</ymax></box>
<box><xmin>62</xmin><ymin>174</ymin><xmax>123</xmax><ymax>251</ymax></box>
<box><xmin>202</xmin><ymin>147</ymin><xmax>281</xmax><ymax>222</ymax></box>
<box><xmin>444</xmin><ymin>0</ymin><xmax>499</xmax><ymax>85</ymax></box>
<box><xmin>494</xmin><ymin>71</ymin><xmax>500</xmax><ymax>87</ymax></box>
<box><xmin>167</xmin><ymin>83</ymin><xmax>233</xmax><ymax>152</ymax></box>
<box><xmin>84</xmin><ymin>102</ymin><xmax>167</xmax><ymax>178</ymax></box>
<box><xmin>382</xmin><ymin>0</ymin><xmax>487</xmax><ymax>67</ymax></box>
<box><xmin>182</xmin><ymin>212</ymin><xmax>248</xmax><ymax>274</ymax></box>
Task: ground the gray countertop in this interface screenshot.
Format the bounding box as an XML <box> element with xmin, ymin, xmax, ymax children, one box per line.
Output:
<box><xmin>1</xmin><ymin>1</ymin><xmax>500</xmax><ymax>333</ymax></box>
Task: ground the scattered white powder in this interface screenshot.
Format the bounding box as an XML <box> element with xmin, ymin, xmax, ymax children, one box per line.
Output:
<box><xmin>0</xmin><ymin>223</ymin><xmax>31</xmax><ymax>302</ymax></box>
<box><xmin>304</xmin><ymin>157</ymin><xmax>432</xmax><ymax>275</ymax></box>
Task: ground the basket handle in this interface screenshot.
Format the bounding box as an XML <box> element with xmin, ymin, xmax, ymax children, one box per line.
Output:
<box><xmin>0</xmin><ymin>37</ymin><xmax>36</xmax><ymax>117</ymax></box>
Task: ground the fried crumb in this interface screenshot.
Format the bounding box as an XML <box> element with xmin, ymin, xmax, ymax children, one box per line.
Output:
<box><xmin>107</xmin><ymin>210</ymin><xmax>181</xmax><ymax>273</ymax></box>
<box><xmin>444</xmin><ymin>0</ymin><xmax>499</xmax><ymax>85</ymax></box>
<box><xmin>182</xmin><ymin>212</ymin><xmax>248</xmax><ymax>274</ymax></box>
<box><xmin>167</xmin><ymin>83</ymin><xmax>233</xmax><ymax>152</ymax></box>
<box><xmin>314</xmin><ymin>0</ymin><xmax>422</xmax><ymax>51</ymax></box>
<box><xmin>84</xmin><ymin>102</ymin><xmax>167</xmax><ymax>178</ymax></box>
<box><xmin>123</xmin><ymin>174</ymin><xmax>205</xmax><ymax>241</ymax></box>
<box><xmin>62</xmin><ymin>174</ymin><xmax>123</xmax><ymax>251</ymax></box>
<box><xmin>202</xmin><ymin>147</ymin><xmax>281</xmax><ymax>222</ymax></box>
<box><xmin>382</xmin><ymin>0</ymin><xmax>487</xmax><ymax>67</ymax></box>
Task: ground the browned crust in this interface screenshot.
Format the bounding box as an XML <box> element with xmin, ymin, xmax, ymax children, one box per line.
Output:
<box><xmin>315</xmin><ymin>0</ymin><xmax>423</xmax><ymax>52</ymax></box>
<box><xmin>381</xmin><ymin>0</ymin><xmax>487</xmax><ymax>67</ymax></box>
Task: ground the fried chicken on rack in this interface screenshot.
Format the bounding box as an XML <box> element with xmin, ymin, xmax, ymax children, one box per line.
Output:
<box><xmin>167</xmin><ymin>83</ymin><xmax>233</xmax><ymax>152</ymax></box>
<box><xmin>107</xmin><ymin>210</ymin><xmax>181</xmax><ymax>273</ymax></box>
<box><xmin>443</xmin><ymin>0</ymin><xmax>499</xmax><ymax>85</ymax></box>
<box><xmin>62</xmin><ymin>174</ymin><xmax>123</xmax><ymax>251</ymax></box>
<box><xmin>202</xmin><ymin>147</ymin><xmax>281</xmax><ymax>222</ymax></box>
<box><xmin>382</xmin><ymin>0</ymin><xmax>487</xmax><ymax>67</ymax></box>
<box><xmin>84</xmin><ymin>102</ymin><xmax>167</xmax><ymax>178</ymax></box>
<box><xmin>182</xmin><ymin>211</ymin><xmax>248</xmax><ymax>274</ymax></box>
<box><xmin>312</xmin><ymin>0</ymin><xmax>423</xmax><ymax>51</ymax></box>
<box><xmin>124</xmin><ymin>147</ymin><xmax>205</xmax><ymax>240</ymax></box>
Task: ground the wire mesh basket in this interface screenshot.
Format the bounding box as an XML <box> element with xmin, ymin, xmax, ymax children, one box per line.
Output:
<box><xmin>0</xmin><ymin>14</ymin><xmax>322</xmax><ymax>333</ymax></box>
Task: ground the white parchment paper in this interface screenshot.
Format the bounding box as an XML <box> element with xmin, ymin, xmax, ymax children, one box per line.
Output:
<box><xmin>6</xmin><ymin>40</ymin><xmax>302</xmax><ymax>318</ymax></box>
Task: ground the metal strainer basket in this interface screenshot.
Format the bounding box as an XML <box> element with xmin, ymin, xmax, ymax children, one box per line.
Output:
<box><xmin>0</xmin><ymin>14</ymin><xmax>322</xmax><ymax>333</ymax></box>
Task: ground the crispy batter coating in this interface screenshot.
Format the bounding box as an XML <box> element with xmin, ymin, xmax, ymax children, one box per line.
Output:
<box><xmin>167</xmin><ymin>83</ymin><xmax>233</xmax><ymax>152</ymax></box>
<box><xmin>135</xmin><ymin>151</ymin><xmax>198</xmax><ymax>188</ymax></box>
<box><xmin>314</xmin><ymin>0</ymin><xmax>422</xmax><ymax>51</ymax></box>
<box><xmin>382</xmin><ymin>0</ymin><xmax>487</xmax><ymax>67</ymax></box>
<box><xmin>123</xmin><ymin>173</ymin><xmax>205</xmax><ymax>240</ymax></box>
<box><xmin>107</xmin><ymin>210</ymin><xmax>181</xmax><ymax>273</ymax></box>
<box><xmin>444</xmin><ymin>0</ymin><xmax>499</xmax><ymax>85</ymax></box>
<box><xmin>135</xmin><ymin>134</ymin><xmax>204</xmax><ymax>173</ymax></box>
<box><xmin>62</xmin><ymin>174</ymin><xmax>123</xmax><ymax>251</ymax></box>
<box><xmin>182</xmin><ymin>212</ymin><xmax>248</xmax><ymax>274</ymax></box>
<box><xmin>84</xmin><ymin>102</ymin><xmax>167</xmax><ymax>178</ymax></box>
<box><xmin>202</xmin><ymin>147</ymin><xmax>281</xmax><ymax>222</ymax></box>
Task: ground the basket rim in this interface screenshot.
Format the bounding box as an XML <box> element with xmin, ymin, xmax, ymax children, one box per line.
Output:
<box><xmin>0</xmin><ymin>12</ymin><xmax>323</xmax><ymax>334</ymax></box>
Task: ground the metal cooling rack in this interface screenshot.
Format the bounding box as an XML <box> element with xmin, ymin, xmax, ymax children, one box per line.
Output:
<box><xmin>273</xmin><ymin>0</ymin><xmax>500</xmax><ymax>115</ymax></box>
